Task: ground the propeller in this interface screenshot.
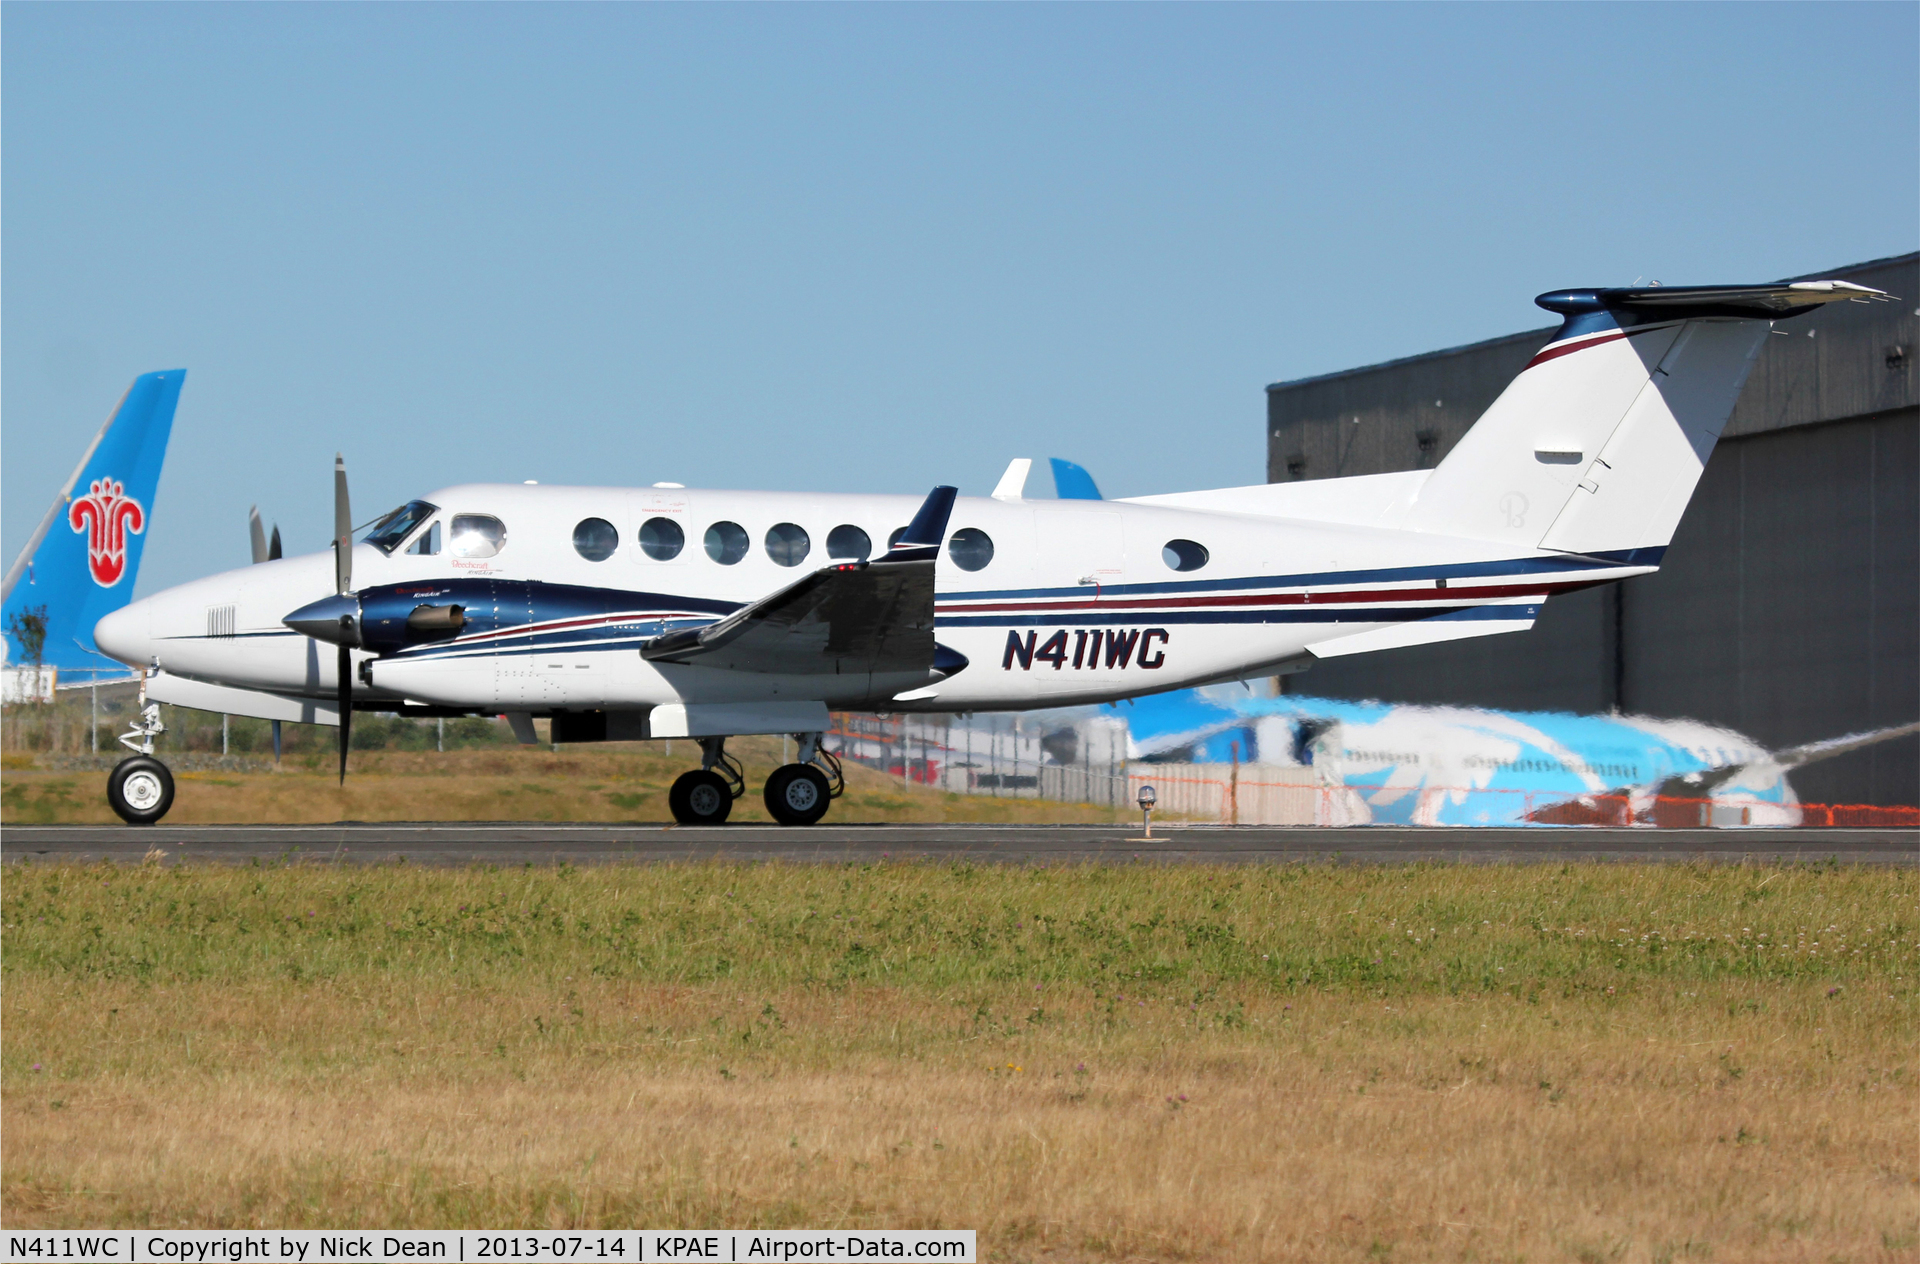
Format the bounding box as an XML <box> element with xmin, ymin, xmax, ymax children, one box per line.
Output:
<box><xmin>282</xmin><ymin>454</ymin><xmax>359</xmax><ymax>785</ymax></box>
<box><xmin>332</xmin><ymin>455</ymin><xmax>353</xmax><ymax>784</ymax></box>
<box><xmin>248</xmin><ymin>506</ymin><xmax>285</xmax><ymax>564</ymax></box>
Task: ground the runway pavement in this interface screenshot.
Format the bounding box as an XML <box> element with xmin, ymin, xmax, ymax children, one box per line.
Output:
<box><xmin>4</xmin><ymin>822</ymin><xmax>1914</xmax><ymax>866</ymax></box>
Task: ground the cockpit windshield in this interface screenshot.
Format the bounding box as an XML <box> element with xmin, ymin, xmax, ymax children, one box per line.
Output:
<box><xmin>362</xmin><ymin>500</ymin><xmax>439</xmax><ymax>554</ymax></box>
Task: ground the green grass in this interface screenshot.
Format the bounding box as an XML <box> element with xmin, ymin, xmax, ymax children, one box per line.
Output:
<box><xmin>7</xmin><ymin>858</ymin><xmax>1910</xmax><ymax>998</ymax></box>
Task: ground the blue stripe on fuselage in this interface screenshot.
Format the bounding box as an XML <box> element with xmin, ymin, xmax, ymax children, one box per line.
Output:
<box><xmin>934</xmin><ymin>549</ymin><xmax>1662</xmax><ymax>603</ymax></box>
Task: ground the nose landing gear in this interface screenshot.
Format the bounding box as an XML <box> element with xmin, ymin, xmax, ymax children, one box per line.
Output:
<box><xmin>667</xmin><ymin>736</ymin><xmax>746</xmax><ymax>825</ymax></box>
<box><xmin>108</xmin><ymin>700</ymin><xmax>174</xmax><ymax>825</ymax></box>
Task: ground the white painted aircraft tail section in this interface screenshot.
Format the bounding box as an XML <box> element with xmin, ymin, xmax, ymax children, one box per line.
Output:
<box><xmin>1405</xmin><ymin>324</ymin><xmax>1685</xmax><ymax>549</ymax></box>
<box><xmin>1536</xmin><ymin>320</ymin><xmax>1767</xmax><ymax>555</ymax></box>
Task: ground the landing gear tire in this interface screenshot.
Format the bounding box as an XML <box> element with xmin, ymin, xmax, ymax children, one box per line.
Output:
<box><xmin>764</xmin><ymin>763</ymin><xmax>832</xmax><ymax>827</ymax></box>
<box><xmin>669</xmin><ymin>769</ymin><xmax>734</xmax><ymax>825</ymax></box>
<box><xmin>108</xmin><ymin>755</ymin><xmax>175</xmax><ymax>826</ymax></box>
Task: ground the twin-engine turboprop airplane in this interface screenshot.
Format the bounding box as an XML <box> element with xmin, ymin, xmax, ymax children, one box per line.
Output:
<box><xmin>92</xmin><ymin>278</ymin><xmax>1886</xmax><ymax>825</ymax></box>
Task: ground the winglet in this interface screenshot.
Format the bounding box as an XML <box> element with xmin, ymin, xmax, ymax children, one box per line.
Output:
<box><xmin>887</xmin><ymin>486</ymin><xmax>958</xmax><ymax>561</ymax></box>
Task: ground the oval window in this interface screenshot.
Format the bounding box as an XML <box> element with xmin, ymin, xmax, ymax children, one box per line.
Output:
<box><xmin>947</xmin><ymin>527</ymin><xmax>994</xmax><ymax>572</ymax></box>
<box><xmin>639</xmin><ymin>516</ymin><xmax>685</xmax><ymax>562</ymax></box>
<box><xmin>449</xmin><ymin>514</ymin><xmax>507</xmax><ymax>559</ymax></box>
<box><xmin>705</xmin><ymin>520</ymin><xmax>749</xmax><ymax>565</ymax></box>
<box><xmin>766</xmin><ymin>522</ymin><xmax>811</xmax><ymax>567</ymax></box>
<box><xmin>1163</xmin><ymin>539</ymin><xmax>1209</xmax><ymax>572</ymax></box>
<box><xmin>826</xmin><ymin>524</ymin><xmax>872</xmax><ymax>561</ymax></box>
<box><xmin>572</xmin><ymin>517</ymin><xmax>619</xmax><ymax>562</ymax></box>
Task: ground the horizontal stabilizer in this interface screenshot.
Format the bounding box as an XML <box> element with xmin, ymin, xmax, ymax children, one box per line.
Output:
<box><xmin>1537</xmin><ymin>279</ymin><xmax>1887</xmax><ymax>321</ymax></box>
<box><xmin>1307</xmin><ymin>604</ymin><xmax>1538</xmax><ymax>659</ymax></box>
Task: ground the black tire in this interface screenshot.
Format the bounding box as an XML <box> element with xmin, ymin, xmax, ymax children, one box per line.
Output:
<box><xmin>108</xmin><ymin>755</ymin><xmax>175</xmax><ymax>826</ymax></box>
<box><xmin>668</xmin><ymin>769</ymin><xmax>733</xmax><ymax>825</ymax></box>
<box><xmin>764</xmin><ymin>763</ymin><xmax>832</xmax><ymax>827</ymax></box>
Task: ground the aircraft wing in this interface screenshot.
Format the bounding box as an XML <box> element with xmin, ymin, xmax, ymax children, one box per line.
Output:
<box><xmin>1768</xmin><ymin>720</ymin><xmax>1920</xmax><ymax>770</ymax></box>
<box><xmin>641</xmin><ymin>486</ymin><xmax>957</xmax><ymax>677</ymax></box>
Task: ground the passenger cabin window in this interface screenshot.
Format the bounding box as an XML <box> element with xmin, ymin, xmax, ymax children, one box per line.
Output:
<box><xmin>364</xmin><ymin>501</ymin><xmax>438</xmax><ymax>554</ymax></box>
<box><xmin>766</xmin><ymin>522</ymin><xmax>810</xmax><ymax>567</ymax></box>
<box><xmin>705</xmin><ymin>521</ymin><xmax>749</xmax><ymax>565</ymax></box>
<box><xmin>405</xmin><ymin>521</ymin><xmax>442</xmax><ymax>556</ymax></box>
<box><xmin>573</xmin><ymin>517</ymin><xmax>619</xmax><ymax>562</ymax></box>
<box><xmin>947</xmin><ymin>527</ymin><xmax>994</xmax><ymax>572</ymax></box>
<box><xmin>638</xmin><ymin>517</ymin><xmax>684</xmax><ymax>561</ymax></box>
<box><xmin>1162</xmin><ymin>539</ymin><xmax>1209</xmax><ymax>572</ymax></box>
<box><xmin>449</xmin><ymin>514</ymin><xmax>507</xmax><ymax>559</ymax></box>
<box><xmin>827</xmin><ymin>524</ymin><xmax>871</xmax><ymax>561</ymax></box>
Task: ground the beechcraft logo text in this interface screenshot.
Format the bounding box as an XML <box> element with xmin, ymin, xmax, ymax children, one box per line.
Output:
<box><xmin>1003</xmin><ymin>628</ymin><xmax>1169</xmax><ymax>671</ymax></box>
<box><xmin>68</xmin><ymin>477</ymin><xmax>146</xmax><ymax>588</ymax></box>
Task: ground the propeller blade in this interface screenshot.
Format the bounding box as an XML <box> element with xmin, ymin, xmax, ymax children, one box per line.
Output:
<box><xmin>268</xmin><ymin>524</ymin><xmax>282</xmax><ymax>561</ymax></box>
<box><xmin>337</xmin><ymin>641</ymin><xmax>352</xmax><ymax>784</ymax></box>
<box><xmin>333</xmin><ymin>453</ymin><xmax>353</xmax><ymax>596</ymax></box>
<box><xmin>249</xmin><ymin>506</ymin><xmax>269</xmax><ymax>565</ymax></box>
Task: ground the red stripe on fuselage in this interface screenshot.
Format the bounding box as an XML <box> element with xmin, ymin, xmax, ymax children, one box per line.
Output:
<box><xmin>935</xmin><ymin>579</ymin><xmax>1588</xmax><ymax>615</ymax></box>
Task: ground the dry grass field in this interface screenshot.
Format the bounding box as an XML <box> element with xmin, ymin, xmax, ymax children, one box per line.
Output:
<box><xmin>4</xmin><ymin>859</ymin><xmax>1916</xmax><ymax>1261</ymax></box>
<box><xmin>0</xmin><ymin>739</ymin><xmax>1133</xmax><ymax>826</ymax></box>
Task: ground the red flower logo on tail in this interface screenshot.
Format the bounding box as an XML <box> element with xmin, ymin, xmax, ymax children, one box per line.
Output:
<box><xmin>68</xmin><ymin>478</ymin><xmax>146</xmax><ymax>587</ymax></box>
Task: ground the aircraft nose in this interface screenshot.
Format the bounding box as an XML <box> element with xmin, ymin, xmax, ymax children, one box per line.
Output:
<box><xmin>93</xmin><ymin>600</ymin><xmax>153</xmax><ymax>668</ymax></box>
<box><xmin>285</xmin><ymin>593</ymin><xmax>362</xmax><ymax>647</ymax></box>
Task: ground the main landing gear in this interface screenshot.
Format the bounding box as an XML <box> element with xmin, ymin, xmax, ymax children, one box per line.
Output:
<box><xmin>665</xmin><ymin>733</ymin><xmax>845</xmax><ymax>827</ymax></box>
<box><xmin>668</xmin><ymin>737</ymin><xmax>745</xmax><ymax>826</ymax></box>
<box><xmin>108</xmin><ymin>701</ymin><xmax>175</xmax><ymax>826</ymax></box>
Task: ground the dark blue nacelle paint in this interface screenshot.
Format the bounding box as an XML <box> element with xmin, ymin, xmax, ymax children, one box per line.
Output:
<box><xmin>355</xmin><ymin>578</ymin><xmax>740</xmax><ymax>657</ymax></box>
<box><xmin>355</xmin><ymin>576</ymin><xmax>975</xmax><ymax>676</ymax></box>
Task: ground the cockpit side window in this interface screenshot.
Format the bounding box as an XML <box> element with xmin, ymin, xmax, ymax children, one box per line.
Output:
<box><xmin>449</xmin><ymin>514</ymin><xmax>507</xmax><ymax>559</ymax></box>
<box><xmin>363</xmin><ymin>500</ymin><xmax>439</xmax><ymax>554</ymax></box>
<box><xmin>405</xmin><ymin>521</ymin><xmax>442</xmax><ymax>556</ymax></box>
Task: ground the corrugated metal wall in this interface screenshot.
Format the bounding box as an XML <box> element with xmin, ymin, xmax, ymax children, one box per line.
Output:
<box><xmin>1264</xmin><ymin>253</ymin><xmax>1919</xmax><ymax>807</ymax></box>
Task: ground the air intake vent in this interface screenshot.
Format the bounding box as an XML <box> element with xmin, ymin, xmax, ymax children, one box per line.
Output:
<box><xmin>207</xmin><ymin>605</ymin><xmax>237</xmax><ymax>638</ymax></box>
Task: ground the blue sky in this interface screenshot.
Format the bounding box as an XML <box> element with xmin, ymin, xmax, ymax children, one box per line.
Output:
<box><xmin>5</xmin><ymin>2</ymin><xmax>1915</xmax><ymax>595</ymax></box>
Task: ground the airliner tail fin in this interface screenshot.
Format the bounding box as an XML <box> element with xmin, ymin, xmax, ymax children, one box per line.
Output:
<box><xmin>1</xmin><ymin>370</ymin><xmax>185</xmax><ymax>677</ymax></box>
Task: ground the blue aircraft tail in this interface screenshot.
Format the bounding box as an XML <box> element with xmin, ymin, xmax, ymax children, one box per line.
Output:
<box><xmin>1049</xmin><ymin>458</ymin><xmax>1103</xmax><ymax>500</ymax></box>
<box><xmin>1</xmin><ymin>370</ymin><xmax>185</xmax><ymax>680</ymax></box>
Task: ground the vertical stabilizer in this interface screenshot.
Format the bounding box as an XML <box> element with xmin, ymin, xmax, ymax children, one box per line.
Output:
<box><xmin>1406</xmin><ymin>281</ymin><xmax>1883</xmax><ymax>557</ymax></box>
<box><xmin>1</xmin><ymin>370</ymin><xmax>185</xmax><ymax>677</ymax></box>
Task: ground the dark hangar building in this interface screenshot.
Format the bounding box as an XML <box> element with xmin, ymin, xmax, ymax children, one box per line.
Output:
<box><xmin>1265</xmin><ymin>252</ymin><xmax>1918</xmax><ymax>808</ymax></box>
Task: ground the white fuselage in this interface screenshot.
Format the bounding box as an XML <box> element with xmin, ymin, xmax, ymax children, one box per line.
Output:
<box><xmin>94</xmin><ymin>479</ymin><xmax>1640</xmax><ymax>719</ymax></box>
